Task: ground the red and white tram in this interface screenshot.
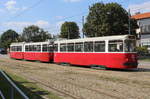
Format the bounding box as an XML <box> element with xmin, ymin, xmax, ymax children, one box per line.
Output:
<box><xmin>54</xmin><ymin>35</ymin><xmax>138</xmax><ymax>69</ymax></box>
<box><xmin>24</xmin><ymin>41</ymin><xmax>53</xmax><ymax>62</ymax></box>
<box><xmin>10</xmin><ymin>42</ymin><xmax>24</xmax><ymax>59</ymax></box>
<box><xmin>10</xmin><ymin>41</ymin><xmax>54</xmax><ymax>62</ymax></box>
<box><xmin>10</xmin><ymin>35</ymin><xmax>138</xmax><ymax>69</ymax></box>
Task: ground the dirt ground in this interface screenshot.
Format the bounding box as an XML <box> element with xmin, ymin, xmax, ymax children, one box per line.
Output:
<box><xmin>0</xmin><ymin>55</ymin><xmax>150</xmax><ymax>99</ymax></box>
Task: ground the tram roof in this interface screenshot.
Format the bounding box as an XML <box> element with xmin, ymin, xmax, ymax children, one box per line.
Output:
<box><xmin>10</xmin><ymin>42</ymin><xmax>25</xmax><ymax>46</ymax></box>
<box><xmin>10</xmin><ymin>35</ymin><xmax>134</xmax><ymax>46</ymax></box>
<box><xmin>10</xmin><ymin>40</ymin><xmax>53</xmax><ymax>46</ymax></box>
<box><xmin>55</xmin><ymin>35</ymin><xmax>134</xmax><ymax>43</ymax></box>
<box><xmin>24</xmin><ymin>41</ymin><xmax>51</xmax><ymax>45</ymax></box>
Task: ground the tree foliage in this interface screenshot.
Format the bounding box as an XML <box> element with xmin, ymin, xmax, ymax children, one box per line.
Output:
<box><xmin>60</xmin><ymin>22</ymin><xmax>80</xmax><ymax>39</ymax></box>
<box><xmin>0</xmin><ymin>29</ymin><xmax>19</xmax><ymax>49</ymax></box>
<box><xmin>22</xmin><ymin>25</ymin><xmax>51</xmax><ymax>42</ymax></box>
<box><xmin>83</xmin><ymin>2</ymin><xmax>138</xmax><ymax>37</ymax></box>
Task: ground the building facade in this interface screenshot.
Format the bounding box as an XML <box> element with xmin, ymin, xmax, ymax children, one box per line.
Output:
<box><xmin>132</xmin><ymin>12</ymin><xmax>150</xmax><ymax>52</ymax></box>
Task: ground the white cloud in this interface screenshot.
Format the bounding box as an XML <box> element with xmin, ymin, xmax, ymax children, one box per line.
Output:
<box><xmin>36</xmin><ymin>20</ymin><xmax>50</xmax><ymax>28</ymax></box>
<box><xmin>2</xmin><ymin>20</ymin><xmax>51</xmax><ymax>34</ymax></box>
<box><xmin>129</xmin><ymin>1</ymin><xmax>150</xmax><ymax>15</ymax></box>
<box><xmin>1</xmin><ymin>21</ymin><xmax>66</xmax><ymax>35</ymax></box>
<box><xmin>63</xmin><ymin>0</ymin><xmax>82</xmax><ymax>3</ymax></box>
<box><xmin>55</xmin><ymin>16</ymin><xmax>65</xmax><ymax>20</ymax></box>
<box><xmin>4</xmin><ymin>0</ymin><xmax>27</xmax><ymax>14</ymax></box>
<box><xmin>4</xmin><ymin>22</ymin><xmax>31</xmax><ymax>28</ymax></box>
<box><xmin>5</xmin><ymin>0</ymin><xmax>16</xmax><ymax>10</ymax></box>
<box><xmin>4</xmin><ymin>20</ymin><xmax>50</xmax><ymax>28</ymax></box>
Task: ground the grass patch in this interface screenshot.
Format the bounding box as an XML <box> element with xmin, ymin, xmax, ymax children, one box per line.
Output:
<box><xmin>0</xmin><ymin>71</ymin><xmax>62</xmax><ymax>99</ymax></box>
<box><xmin>139</xmin><ymin>56</ymin><xmax>150</xmax><ymax>61</ymax></box>
<box><xmin>139</xmin><ymin>58</ymin><xmax>150</xmax><ymax>61</ymax></box>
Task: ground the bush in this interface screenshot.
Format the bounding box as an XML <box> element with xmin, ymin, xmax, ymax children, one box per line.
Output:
<box><xmin>136</xmin><ymin>46</ymin><xmax>149</xmax><ymax>56</ymax></box>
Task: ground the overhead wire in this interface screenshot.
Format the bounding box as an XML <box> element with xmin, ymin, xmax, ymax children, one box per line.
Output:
<box><xmin>6</xmin><ymin>0</ymin><xmax>46</xmax><ymax>21</ymax></box>
<box><xmin>3</xmin><ymin>0</ymin><xmax>147</xmax><ymax>35</ymax></box>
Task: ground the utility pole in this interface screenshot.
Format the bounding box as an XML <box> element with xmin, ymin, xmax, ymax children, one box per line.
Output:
<box><xmin>128</xmin><ymin>9</ymin><xmax>131</xmax><ymax>35</ymax></box>
<box><xmin>82</xmin><ymin>16</ymin><xmax>85</xmax><ymax>38</ymax></box>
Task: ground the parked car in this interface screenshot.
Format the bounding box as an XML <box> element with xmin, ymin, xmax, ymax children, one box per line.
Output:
<box><xmin>0</xmin><ymin>48</ymin><xmax>7</xmax><ymax>54</ymax></box>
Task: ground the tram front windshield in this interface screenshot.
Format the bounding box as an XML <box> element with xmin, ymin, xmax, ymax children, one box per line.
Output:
<box><xmin>124</xmin><ymin>40</ymin><xmax>136</xmax><ymax>52</ymax></box>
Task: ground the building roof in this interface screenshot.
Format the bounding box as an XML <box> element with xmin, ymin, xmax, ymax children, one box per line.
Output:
<box><xmin>131</xmin><ymin>12</ymin><xmax>150</xmax><ymax>20</ymax></box>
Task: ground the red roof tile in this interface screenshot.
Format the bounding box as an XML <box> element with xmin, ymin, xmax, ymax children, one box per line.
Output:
<box><xmin>131</xmin><ymin>12</ymin><xmax>150</xmax><ymax>20</ymax></box>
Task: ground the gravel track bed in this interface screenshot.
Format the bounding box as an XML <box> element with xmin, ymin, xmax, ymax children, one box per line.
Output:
<box><xmin>0</xmin><ymin>57</ymin><xmax>150</xmax><ymax>99</ymax></box>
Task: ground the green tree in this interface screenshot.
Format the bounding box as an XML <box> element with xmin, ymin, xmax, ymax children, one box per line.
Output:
<box><xmin>22</xmin><ymin>25</ymin><xmax>51</xmax><ymax>42</ymax></box>
<box><xmin>0</xmin><ymin>29</ymin><xmax>19</xmax><ymax>49</ymax></box>
<box><xmin>83</xmin><ymin>2</ymin><xmax>138</xmax><ymax>37</ymax></box>
<box><xmin>60</xmin><ymin>22</ymin><xmax>80</xmax><ymax>39</ymax></box>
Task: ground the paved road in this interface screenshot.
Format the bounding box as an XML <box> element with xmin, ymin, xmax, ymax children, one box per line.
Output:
<box><xmin>139</xmin><ymin>60</ymin><xmax>150</xmax><ymax>66</ymax></box>
<box><xmin>0</xmin><ymin>54</ymin><xmax>9</xmax><ymax>58</ymax></box>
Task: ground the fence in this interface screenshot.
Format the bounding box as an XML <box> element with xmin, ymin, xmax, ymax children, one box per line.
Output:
<box><xmin>0</xmin><ymin>70</ymin><xmax>29</xmax><ymax>99</ymax></box>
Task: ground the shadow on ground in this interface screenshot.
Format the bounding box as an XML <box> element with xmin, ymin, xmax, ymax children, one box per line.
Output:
<box><xmin>0</xmin><ymin>72</ymin><xmax>49</xmax><ymax>99</ymax></box>
<box><xmin>105</xmin><ymin>68</ymin><xmax>150</xmax><ymax>72</ymax></box>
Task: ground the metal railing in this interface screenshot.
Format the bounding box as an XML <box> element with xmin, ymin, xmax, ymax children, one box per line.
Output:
<box><xmin>0</xmin><ymin>70</ymin><xmax>29</xmax><ymax>99</ymax></box>
<box><xmin>0</xmin><ymin>90</ymin><xmax>5</xmax><ymax>99</ymax></box>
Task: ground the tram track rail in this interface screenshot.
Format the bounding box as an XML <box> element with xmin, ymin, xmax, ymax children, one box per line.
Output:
<box><xmin>0</xmin><ymin>59</ymin><xmax>137</xmax><ymax>99</ymax></box>
<box><xmin>22</xmin><ymin>72</ymin><xmax>123</xmax><ymax>99</ymax></box>
<box><xmin>22</xmin><ymin>74</ymin><xmax>82</xmax><ymax>99</ymax></box>
<box><xmin>1</xmin><ymin>58</ymin><xmax>150</xmax><ymax>99</ymax></box>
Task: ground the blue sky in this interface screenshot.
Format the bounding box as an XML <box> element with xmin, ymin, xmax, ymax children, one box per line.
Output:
<box><xmin>0</xmin><ymin>0</ymin><xmax>150</xmax><ymax>35</ymax></box>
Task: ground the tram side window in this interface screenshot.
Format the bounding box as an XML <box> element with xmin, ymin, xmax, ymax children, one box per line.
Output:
<box><xmin>17</xmin><ymin>46</ymin><xmax>22</xmax><ymax>51</ymax></box>
<box><xmin>84</xmin><ymin>42</ymin><xmax>93</xmax><ymax>52</ymax></box>
<box><xmin>14</xmin><ymin>46</ymin><xmax>16</xmax><ymax>51</ymax></box>
<box><xmin>36</xmin><ymin>45</ymin><xmax>41</xmax><ymax>52</ymax></box>
<box><xmin>109</xmin><ymin>40</ymin><xmax>123</xmax><ymax>52</ymax></box>
<box><xmin>94</xmin><ymin>41</ymin><xmax>105</xmax><ymax>52</ymax></box>
<box><xmin>124</xmin><ymin>40</ymin><xmax>136</xmax><ymax>52</ymax></box>
<box><xmin>60</xmin><ymin>43</ymin><xmax>66</xmax><ymax>52</ymax></box>
<box><xmin>29</xmin><ymin>45</ymin><xmax>32</xmax><ymax>51</ymax></box>
<box><xmin>42</xmin><ymin>44</ymin><xmax>48</xmax><ymax>52</ymax></box>
<box><xmin>25</xmin><ymin>46</ymin><xmax>29</xmax><ymax>51</ymax></box>
<box><xmin>11</xmin><ymin>46</ymin><xmax>15</xmax><ymax>51</ymax></box>
<box><xmin>33</xmin><ymin>45</ymin><xmax>36</xmax><ymax>51</ymax></box>
<box><xmin>10</xmin><ymin>47</ymin><xmax>12</xmax><ymax>51</ymax></box>
<box><xmin>11</xmin><ymin>46</ymin><xmax>21</xmax><ymax>51</ymax></box>
<box><xmin>67</xmin><ymin>43</ymin><xmax>74</xmax><ymax>52</ymax></box>
<box><xmin>12</xmin><ymin>46</ymin><xmax>15</xmax><ymax>51</ymax></box>
<box><xmin>48</xmin><ymin>45</ymin><xmax>53</xmax><ymax>52</ymax></box>
<box><xmin>54</xmin><ymin>44</ymin><xmax>58</xmax><ymax>52</ymax></box>
<box><xmin>75</xmin><ymin>43</ymin><xmax>83</xmax><ymax>52</ymax></box>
